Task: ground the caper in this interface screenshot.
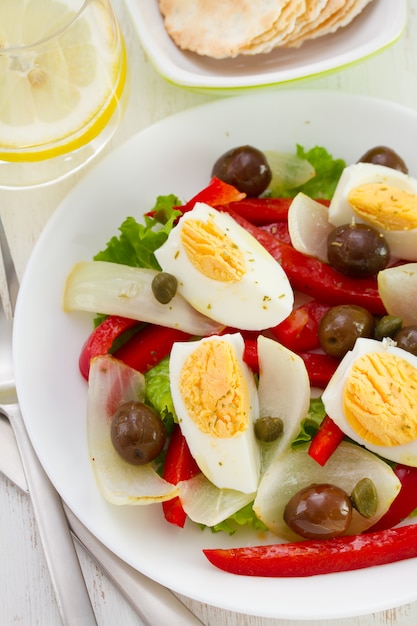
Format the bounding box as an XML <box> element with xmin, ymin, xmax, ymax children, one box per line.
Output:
<box><xmin>151</xmin><ymin>271</ymin><xmax>178</xmax><ymax>304</ymax></box>
<box><xmin>110</xmin><ymin>401</ymin><xmax>166</xmax><ymax>465</ymax></box>
<box><xmin>350</xmin><ymin>478</ymin><xmax>378</xmax><ymax>519</ymax></box>
<box><xmin>254</xmin><ymin>416</ymin><xmax>284</xmax><ymax>442</ymax></box>
<box><xmin>374</xmin><ymin>315</ymin><xmax>402</xmax><ymax>341</ymax></box>
<box><xmin>283</xmin><ymin>483</ymin><xmax>352</xmax><ymax>540</ymax></box>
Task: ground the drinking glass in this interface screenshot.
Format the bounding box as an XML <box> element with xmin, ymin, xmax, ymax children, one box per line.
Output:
<box><xmin>0</xmin><ymin>0</ymin><xmax>128</xmax><ymax>188</ymax></box>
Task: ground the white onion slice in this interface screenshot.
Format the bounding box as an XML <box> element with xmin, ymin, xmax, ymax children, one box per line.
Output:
<box><xmin>288</xmin><ymin>192</ymin><xmax>333</xmax><ymax>262</ymax></box>
<box><xmin>264</xmin><ymin>151</ymin><xmax>315</xmax><ymax>195</ymax></box>
<box><xmin>63</xmin><ymin>261</ymin><xmax>224</xmax><ymax>336</ymax></box>
<box><xmin>178</xmin><ymin>473</ymin><xmax>254</xmax><ymax>526</ymax></box>
<box><xmin>87</xmin><ymin>354</ymin><xmax>179</xmax><ymax>504</ymax></box>
<box><xmin>378</xmin><ymin>262</ymin><xmax>417</xmax><ymax>326</ymax></box>
<box><xmin>257</xmin><ymin>335</ymin><xmax>310</xmax><ymax>471</ymax></box>
<box><xmin>253</xmin><ymin>442</ymin><xmax>401</xmax><ymax>541</ymax></box>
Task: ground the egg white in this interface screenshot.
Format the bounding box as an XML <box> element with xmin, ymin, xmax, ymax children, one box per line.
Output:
<box><xmin>328</xmin><ymin>162</ymin><xmax>417</xmax><ymax>260</ymax></box>
<box><xmin>322</xmin><ymin>337</ymin><xmax>417</xmax><ymax>466</ymax></box>
<box><xmin>154</xmin><ymin>202</ymin><xmax>293</xmax><ymax>330</ymax></box>
<box><xmin>170</xmin><ymin>333</ymin><xmax>261</xmax><ymax>494</ymax></box>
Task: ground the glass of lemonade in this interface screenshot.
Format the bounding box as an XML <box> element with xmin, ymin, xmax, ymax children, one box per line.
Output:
<box><xmin>0</xmin><ymin>0</ymin><xmax>128</xmax><ymax>188</ymax></box>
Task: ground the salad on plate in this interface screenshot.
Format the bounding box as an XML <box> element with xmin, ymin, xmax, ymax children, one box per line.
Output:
<box><xmin>63</xmin><ymin>141</ymin><xmax>417</xmax><ymax>578</ymax></box>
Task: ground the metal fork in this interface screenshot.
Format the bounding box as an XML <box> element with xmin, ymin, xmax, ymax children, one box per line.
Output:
<box><xmin>0</xmin><ymin>216</ymin><xmax>97</xmax><ymax>626</ymax></box>
<box><xmin>0</xmin><ymin>216</ymin><xmax>205</xmax><ymax>626</ymax></box>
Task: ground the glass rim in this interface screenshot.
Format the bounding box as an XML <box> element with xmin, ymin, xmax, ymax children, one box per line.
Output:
<box><xmin>0</xmin><ymin>0</ymin><xmax>97</xmax><ymax>53</ymax></box>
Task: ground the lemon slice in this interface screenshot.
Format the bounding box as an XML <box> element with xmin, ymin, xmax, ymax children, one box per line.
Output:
<box><xmin>0</xmin><ymin>0</ymin><xmax>126</xmax><ymax>161</ymax></box>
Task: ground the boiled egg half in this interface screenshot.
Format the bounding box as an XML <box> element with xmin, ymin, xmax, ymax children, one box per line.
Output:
<box><xmin>154</xmin><ymin>202</ymin><xmax>293</xmax><ymax>330</ymax></box>
<box><xmin>328</xmin><ymin>162</ymin><xmax>417</xmax><ymax>260</ymax></box>
<box><xmin>322</xmin><ymin>337</ymin><xmax>417</xmax><ymax>466</ymax></box>
<box><xmin>170</xmin><ymin>332</ymin><xmax>261</xmax><ymax>494</ymax></box>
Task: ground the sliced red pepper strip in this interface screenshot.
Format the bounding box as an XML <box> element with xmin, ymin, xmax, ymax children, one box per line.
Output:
<box><xmin>308</xmin><ymin>415</ymin><xmax>345</xmax><ymax>466</ymax></box>
<box><xmin>217</xmin><ymin>197</ymin><xmax>330</xmax><ymax>226</ymax></box>
<box><xmin>260</xmin><ymin>221</ymin><xmax>291</xmax><ymax>244</ymax></box>
<box><xmin>203</xmin><ymin>524</ymin><xmax>417</xmax><ymax>577</ymax></box>
<box><xmin>79</xmin><ymin>315</ymin><xmax>139</xmax><ymax>380</ymax></box>
<box><xmin>114</xmin><ymin>324</ymin><xmax>191</xmax><ymax>374</ymax></box>
<box><xmin>216</xmin><ymin>197</ymin><xmax>292</xmax><ymax>225</ymax></box>
<box><xmin>162</xmin><ymin>425</ymin><xmax>201</xmax><ymax>528</ymax></box>
<box><xmin>181</xmin><ymin>177</ymin><xmax>246</xmax><ymax>213</ymax></box>
<box><xmin>367</xmin><ymin>465</ymin><xmax>417</xmax><ymax>533</ymax></box>
<box><xmin>242</xmin><ymin>338</ymin><xmax>259</xmax><ymax>374</ymax></box>
<box><xmin>228</xmin><ymin>210</ymin><xmax>386</xmax><ymax>315</ymax></box>
<box><xmin>271</xmin><ymin>300</ymin><xmax>331</xmax><ymax>353</ymax></box>
<box><xmin>298</xmin><ymin>352</ymin><xmax>340</xmax><ymax>388</ymax></box>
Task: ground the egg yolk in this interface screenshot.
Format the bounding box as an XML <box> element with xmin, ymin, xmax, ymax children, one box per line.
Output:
<box><xmin>180</xmin><ymin>216</ymin><xmax>247</xmax><ymax>282</ymax></box>
<box><xmin>347</xmin><ymin>183</ymin><xmax>417</xmax><ymax>231</ymax></box>
<box><xmin>178</xmin><ymin>340</ymin><xmax>250</xmax><ymax>438</ymax></box>
<box><xmin>343</xmin><ymin>351</ymin><xmax>417</xmax><ymax>447</ymax></box>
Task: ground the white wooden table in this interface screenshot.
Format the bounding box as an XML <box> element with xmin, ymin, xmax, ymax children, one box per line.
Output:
<box><xmin>1</xmin><ymin>1</ymin><xmax>417</xmax><ymax>624</ymax></box>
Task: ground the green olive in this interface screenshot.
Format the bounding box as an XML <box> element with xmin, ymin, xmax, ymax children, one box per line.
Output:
<box><xmin>374</xmin><ymin>315</ymin><xmax>402</xmax><ymax>341</ymax></box>
<box><xmin>350</xmin><ymin>478</ymin><xmax>378</xmax><ymax>519</ymax></box>
<box><xmin>110</xmin><ymin>401</ymin><xmax>166</xmax><ymax>465</ymax></box>
<box><xmin>318</xmin><ymin>305</ymin><xmax>375</xmax><ymax>358</ymax></box>
<box><xmin>254</xmin><ymin>416</ymin><xmax>284</xmax><ymax>442</ymax></box>
<box><xmin>151</xmin><ymin>272</ymin><xmax>178</xmax><ymax>304</ymax></box>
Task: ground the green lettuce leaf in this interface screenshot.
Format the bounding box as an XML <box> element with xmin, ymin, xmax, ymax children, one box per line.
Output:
<box><xmin>292</xmin><ymin>397</ymin><xmax>326</xmax><ymax>448</ymax></box>
<box><xmin>208</xmin><ymin>501</ymin><xmax>267</xmax><ymax>535</ymax></box>
<box><xmin>144</xmin><ymin>356</ymin><xmax>176</xmax><ymax>434</ymax></box>
<box><xmin>293</xmin><ymin>145</ymin><xmax>346</xmax><ymax>199</ymax></box>
<box><xmin>94</xmin><ymin>195</ymin><xmax>182</xmax><ymax>270</ymax></box>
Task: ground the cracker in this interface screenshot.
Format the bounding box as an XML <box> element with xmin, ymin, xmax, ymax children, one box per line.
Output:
<box><xmin>159</xmin><ymin>0</ymin><xmax>289</xmax><ymax>59</ymax></box>
<box><xmin>158</xmin><ymin>0</ymin><xmax>376</xmax><ymax>58</ymax></box>
<box><xmin>241</xmin><ymin>0</ymin><xmax>306</xmax><ymax>55</ymax></box>
<box><xmin>288</xmin><ymin>0</ymin><xmax>373</xmax><ymax>47</ymax></box>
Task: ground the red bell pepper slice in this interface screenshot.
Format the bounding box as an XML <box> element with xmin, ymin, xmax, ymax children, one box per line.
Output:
<box><xmin>162</xmin><ymin>425</ymin><xmax>200</xmax><ymax>528</ymax></box>
<box><xmin>271</xmin><ymin>300</ymin><xmax>331</xmax><ymax>353</ymax></box>
<box><xmin>181</xmin><ymin>177</ymin><xmax>246</xmax><ymax>213</ymax></box>
<box><xmin>367</xmin><ymin>465</ymin><xmax>417</xmax><ymax>533</ymax></box>
<box><xmin>203</xmin><ymin>524</ymin><xmax>417</xmax><ymax>577</ymax></box>
<box><xmin>114</xmin><ymin>324</ymin><xmax>191</xmax><ymax>373</ymax></box>
<box><xmin>308</xmin><ymin>414</ymin><xmax>345</xmax><ymax>466</ymax></box>
<box><xmin>260</xmin><ymin>221</ymin><xmax>291</xmax><ymax>244</ymax></box>
<box><xmin>217</xmin><ymin>197</ymin><xmax>330</xmax><ymax>226</ymax></box>
<box><xmin>298</xmin><ymin>352</ymin><xmax>340</xmax><ymax>388</ymax></box>
<box><xmin>228</xmin><ymin>210</ymin><xmax>386</xmax><ymax>315</ymax></box>
<box><xmin>79</xmin><ymin>315</ymin><xmax>139</xmax><ymax>380</ymax></box>
<box><xmin>217</xmin><ymin>197</ymin><xmax>292</xmax><ymax>225</ymax></box>
<box><xmin>242</xmin><ymin>338</ymin><xmax>259</xmax><ymax>374</ymax></box>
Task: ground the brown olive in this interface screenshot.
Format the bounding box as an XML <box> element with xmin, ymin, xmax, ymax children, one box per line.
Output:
<box><xmin>394</xmin><ymin>325</ymin><xmax>417</xmax><ymax>357</ymax></box>
<box><xmin>318</xmin><ymin>304</ymin><xmax>375</xmax><ymax>358</ymax></box>
<box><xmin>110</xmin><ymin>401</ymin><xmax>166</xmax><ymax>465</ymax></box>
<box><xmin>152</xmin><ymin>271</ymin><xmax>178</xmax><ymax>304</ymax></box>
<box><xmin>284</xmin><ymin>483</ymin><xmax>352</xmax><ymax>540</ymax></box>
<box><xmin>327</xmin><ymin>223</ymin><xmax>390</xmax><ymax>278</ymax></box>
<box><xmin>254</xmin><ymin>416</ymin><xmax>284</xmax><ymax>442</ymax></box>
<box><xmin>357</xmin><ymin>145</ymin><xmax>408</xmax><ymax>174</ymax></box>
<box><xmin>211</xmin><ymin>145</ymin><xmax>272</xmax><ymax>197</ymax></box>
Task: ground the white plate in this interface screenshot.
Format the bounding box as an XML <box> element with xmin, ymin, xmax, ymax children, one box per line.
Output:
<box><xmin>125</xmin><ymin>0</ymin><xmax>406</xmax><ymax>92</ymax></box>
<box><xmin>14</xmin><ymin>91</ymin><xmax>417</xmax><ymax>620</ymax></box>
